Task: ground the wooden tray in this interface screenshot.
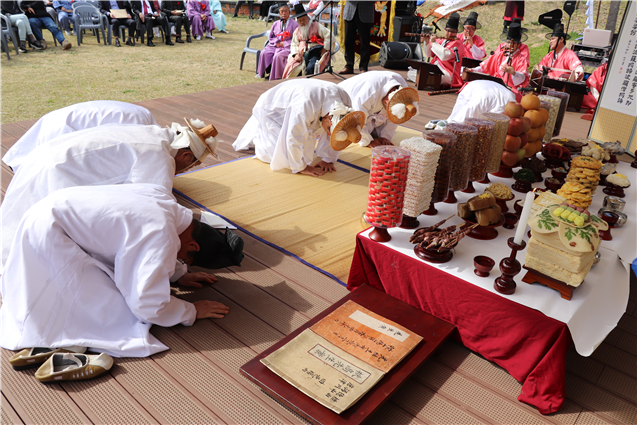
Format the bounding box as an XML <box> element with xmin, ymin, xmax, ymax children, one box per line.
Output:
<box><xmin>239</xmin><ymin>284</ymin><xmax>456</xmax><ymax>425</ymax></box>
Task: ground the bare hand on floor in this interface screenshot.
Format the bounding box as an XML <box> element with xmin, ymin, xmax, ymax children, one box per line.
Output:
<box><xmin>178</xmin><ymin>272</ymin><xmax>218</xmax><ymax>288</ymax></box>
<box><xmin>299</xmin><ymin>165</ymin><xmax>325</xmax><ymax>177</ymax></box>
<box><xmin>193</xmin><ymin>300</ymin><xmax>230</xmax><ymax>319</ymax></box>
<box><xmin>316</xmin><ymin>160</ymin><xmax>336</xmax><ymax>173</ymax></box>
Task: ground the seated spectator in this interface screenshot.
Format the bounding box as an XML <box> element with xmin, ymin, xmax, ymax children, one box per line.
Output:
<box><xmin>53</xmin><ymin>0</ymin><xmax>74</xmax><ymax>36</ymax></box>
<box><xmin>307</xmin><ymin>0</ymin><xmax>325</xmax><ymax>19</ymax></box>
<box><xmin>131</xmin><ymin>0</ymin><xmax>173</xmax><ymax>46</ymax></box>
<box><xmin>282</xmin><ymin>3</ymin><xmax>333</xmax><ymax>78</ymax></box>
<box><xmin>257</xmin><ymin>4</ymin><xmax>298</xmax><ymax>80</ymax></box>
<box><xmin>21</xmin><ymin>0</ymin><xmax>71</xmax><ymax>50</ymax></box>
<box><xmin>161</xmin><ymin>1</ymin><xmax>192</xmax><ymax>43</ymax></box>
<box><xmin>0</xmin><ymin>0</ymin><xmax>44</xmax><ymax>52</ymax></box>
<box><xmin>42</xmin><ymin>0</ymin><xmax>57</xmax><ymax>21</ymax></box>
<box><xmin>209</xmin><ymin>0</ymin><xmax>227</xmax><ymax>33</ymax></box>
<box><xmin>100</xmin><ymin>0</ymin><xmax>136</xmax><ymax>46</ymax></box>
<box><xmin>187</xmin><ymin>0</ymin><xmax>215</xmax><ymax>40</ymax></box>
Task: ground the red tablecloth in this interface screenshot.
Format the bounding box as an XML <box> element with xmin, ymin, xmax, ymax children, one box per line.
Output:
<box><xmin>347</xmin><ymin>233</ymin><xmax>572</xmax><ymax>414</ymax></box>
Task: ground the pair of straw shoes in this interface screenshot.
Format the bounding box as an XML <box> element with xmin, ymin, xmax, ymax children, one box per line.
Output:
<box><xmin>8</xmin><ymin>347</ymin><xmax>114</xmax><ymax>383</ymax></box>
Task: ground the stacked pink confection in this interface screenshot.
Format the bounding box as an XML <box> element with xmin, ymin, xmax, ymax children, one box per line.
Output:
<box><xmin>366</xmin><ymin>146</ymin><xmax>411</xmax><ymax>228</ymax></box>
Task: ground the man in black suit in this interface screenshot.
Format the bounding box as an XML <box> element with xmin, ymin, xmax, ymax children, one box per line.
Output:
<box><xmin>130</xmin><ymin>0</ymin><xmax>172</xmax><ymax>46</ymax></box>
<box><xmin>100</xmin><ymin>0</ymin><xmax>136</xmax><ymax>47</ymax></box>
<box><xmin>339</xmin><ymin>1</ymin><xmax>374</xmax><ymax>74</ymax></box>
<box><xmin>160</xmin><ymin>1</ymin><xmax>191</xmax><ymax>43</ymax></box>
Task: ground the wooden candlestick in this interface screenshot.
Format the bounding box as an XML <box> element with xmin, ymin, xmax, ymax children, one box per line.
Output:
<box><xmin>494</xmin><ymin>237</ymin><xmax>526</xmax><ymax>295</ymax></box>
<box><xmin>631</xmin><ymin>149</ymin><xmax>637</xmax><ymax>169</ymax></box>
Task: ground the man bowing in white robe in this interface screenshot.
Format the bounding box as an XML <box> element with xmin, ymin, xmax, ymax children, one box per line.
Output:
<box><xmin>0</xmin><ymin>184</ymin><xmax>230</xmax><ymax>358</ymax></box>
<box><xmin>232</xmin><ymin>79</ymin><xmax>362</xmax><ymax>177</ymax></box>
<box><xmin>2</xmin><ymin>100</ymin><xmax>158</xmax><ymax>173</ymax></box>
<box><xmin>0</xmin><ymin>121</ymin><xmax>218</xmax><ymax>271</ymax></box>
<box><xmin>338</xmin><ymin>71</ymin><xmax>419</xmax><ymax>148</ymax></box>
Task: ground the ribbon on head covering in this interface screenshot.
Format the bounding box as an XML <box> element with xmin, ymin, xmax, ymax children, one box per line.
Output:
<box><xmin>328</xmin><ymin>101</ymin><xmax>355</xmax><ymax>134</ymax></box>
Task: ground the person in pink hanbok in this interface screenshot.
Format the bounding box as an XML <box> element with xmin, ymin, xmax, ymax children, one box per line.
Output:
<box><xmin>534</xmin><ymin>23</ymin><xmax>584</xmax><ymax>82</ymax></box>
<box><xmin>187</xmin><ymin>0</ymin><xmax>215</xmax><ymax>40</ymax></box>
<box><xmin>257</xmin><ymin>4</ymin><xmax>299</xmax><ymax>80</ymax></box>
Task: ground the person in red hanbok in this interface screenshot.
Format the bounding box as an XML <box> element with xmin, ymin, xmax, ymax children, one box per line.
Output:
<box><xmin>535</xmin><ymin>23</ymin><xmax>583</xmax><ymax>82</ymax></box>
<box><xmin>458</xmin><ymin>12</ymin><xmax>485</xmax><ymax>60</ymax></box>
<box><xmin>468</xmin><ymin>23</ymin><xmax>529</xmax><ymax>102</ymax></box>
<box><xmin>420</xmin><ymin>12</ymin><xmax>464</xmax><ymax>88</ymax></box>
<box><xmin>581</xmin><ymin>62</ymin><xmax>608</xmax><ymax>112</ymax></box>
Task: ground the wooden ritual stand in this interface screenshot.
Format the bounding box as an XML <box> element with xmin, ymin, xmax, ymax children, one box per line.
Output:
<box><xmin>522</xmin><ymin>266</ymin><xmax>576</xmax><ymax>300</ymax></box>
<box><xmin>240</xmin><ymin>284</ymin><xmax>455</xmax><ymax>425</ymax></box>
<box><xmin>406</xmin><ymin>59</ymin><xmax>444</xmax><ymax>91</ymax></box>
<box><xmin>463</xmin><ymin>70</ymin><xmax>507</xmax><ymax>88</ymax></box>
<box><xmin>461</xmin><ymin>57</ymin><xmax>482</xmax><ymax>69</ymax></box>
<box><xmin>533</xmin><ymin>78</ymin><xmax>588</xmax><ymax>112</ymax></box>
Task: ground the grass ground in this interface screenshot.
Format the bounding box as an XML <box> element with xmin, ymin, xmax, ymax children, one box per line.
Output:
<box><xmin>1</xmin><ymin>1</ymin><xmax>627</xmax><ymax>124</ymax></box>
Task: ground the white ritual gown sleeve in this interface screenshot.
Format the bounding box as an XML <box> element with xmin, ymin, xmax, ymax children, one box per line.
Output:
<box><xmin>319</xmin><ymin>22</ymin><xmax>334</xmax><ymax>51</ymax></box>
<box><xmin>315</xmin><ymin>130</ymin><xmax>340</xmax><ymax>164</ymax></box>
<box><xmin>272</xmin><ymin>106</ymin><xmax>316</xmax><ymax>173</ymax></box>
<box><xmin>113</xmin><ymin>221</ymin><xmax>196</xmax><ymax>327</ymax></box>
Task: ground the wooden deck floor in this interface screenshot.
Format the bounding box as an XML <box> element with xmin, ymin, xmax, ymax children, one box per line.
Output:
<box><xmin>1</xmin><ymin>70</ymin><xmax>635</xmax><ymax>425</ymax></box>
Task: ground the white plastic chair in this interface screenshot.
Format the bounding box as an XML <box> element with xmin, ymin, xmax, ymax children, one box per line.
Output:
<box><xmin>1</xmin><ymin>14</ymin><xmax>20</xmax><ymax>59</ymax></box>
<box><xmin>240</xmin><ymin>30</ymin><xmax>270</xmax><ymax>73</ymax></box>
<box><xmin>73</xmin><ymin>3</ymin><xmax>107</xmax><ymax>45</ymax></box>
<box><xmin>265</xmin><ymin>4</ymin><xmax>279</xmax><ymax>27</ymax></box>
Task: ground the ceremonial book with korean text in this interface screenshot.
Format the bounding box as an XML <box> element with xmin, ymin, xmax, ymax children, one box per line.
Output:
<box><xmin>260</xmin><ymin>301</ymin><xmax>422</xmax><ymax>414</ymax></box>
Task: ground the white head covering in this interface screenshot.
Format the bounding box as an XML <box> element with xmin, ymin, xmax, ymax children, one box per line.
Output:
<box><xmin>328</xmin><ymin>101</ymin><xmax>355</xmax><ymax>134</ymax></box>
<box><xmin>169</xmin><ymin>120</ymin><xmax>218</xmax><ymax>162</ymax></box>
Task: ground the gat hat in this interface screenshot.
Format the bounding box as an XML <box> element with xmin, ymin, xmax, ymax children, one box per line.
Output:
<box><xmin>184</xmin><ymin>117</ymin><xmax>220</xmax><ymax>161</ymax></box>
<box><xmin>461</xmin><ymin>11</ymin><xmax>481</xmax><ymax>29</ymax></box>
<box><xmin>191</xmin><ymin>224</ymin><xmax>245</xmax><ymax>269</ymax></box>
<box><xmin>330</xmin><ymin>111</ymin><xmax>365</xmax><ymax>151</ymax></box>
<box><xmin>500</xmin><ymin>23</ymin><xmax>528</xmax><ymax>43</ymax></box>
<box><xmin>546</xmin><ymin>23</ymin><xmax>570</xmax><ymax>41</ymax></box>
<box><xmin>387</xmin><ymin>87</ymin><xmax>419</xmax><ymax>124</ymax></box>
<box><xmin>292</xmin><ymin>3</ymin><xmax>314</xmax><ymax>19</ymax></box>
<box><xmin>439</xmin><ymin>12</ymin><xmax>461</xmax><ymax>32</ymax></box>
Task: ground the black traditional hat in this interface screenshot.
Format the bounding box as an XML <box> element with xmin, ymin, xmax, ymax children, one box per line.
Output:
<box><xmin>191</xmin><ymin>224</ymin><xmax>245</xmax><ymax>269</ymax></box>
<box><xmin>291</xmin><ymin>3</ymin><xmax>314</xmax><ymax>19</ymax></box>
<box><xmin>439</xmin><ymin>12</ymin><xmax>460</xmax><ymax>32</ymax></box>
<box><xmin>462</xmin><ymin>11</ymin><xmax>481</xmax><ymax>29</ymax></box>
<box><xmin>545</xmin><ymin>23</ymin><xmax>571</xmax><ymax>40</ymax></box>
<box><xmin>500</xmin><ymin>23</ymin><xmax>528</xmax><ymax>43</ymax></box>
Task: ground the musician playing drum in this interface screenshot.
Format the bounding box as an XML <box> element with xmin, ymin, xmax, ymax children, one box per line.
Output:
<box><xmin>420</xmin><ymin>12</ymin><xmax>465</xmax><ymax>88</ymax></box>
<box><xmin>534</xmin><ymin>23</ymin><xmax>584</xmax><ymax>82</ymax></box>
<box><xmin>458</xmin><ymin>12</ymin><xmax>485</xmax><ymax>60</ymax></box>
<box><xmin>466</xmin><ymin>23</ymin><xmax>530</xmax><ymax>102</ymax></box>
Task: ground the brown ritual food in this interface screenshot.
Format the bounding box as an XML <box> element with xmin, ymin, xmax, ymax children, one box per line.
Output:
<box><xmin>464</xmin><ymin>118</ymin><xmax>495</xmax><ymax>181</ymax></box>
<box><xmin>445</xmin><ymin>123</ymin><xmax>478</xmax><ymax>191</ymax></box>
<box><xmin>422</xmin><ymin>131</ymin><xmax>457</xmax><ymax>203</ymax></box>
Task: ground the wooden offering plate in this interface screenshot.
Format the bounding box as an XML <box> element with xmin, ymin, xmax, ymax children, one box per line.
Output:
<box><xmin>414</xmin><ymin>241</ymin><xmax>458</xmax><ymax>264</ymax></box>
<box><xmin>461</xmin><ymin>215</ymin><xmax>504</xmax><ymax>240</ymax></box>
<box><xmin>602</xmin><ymin>182</ymin><xmax>628</xmax><ymax>198</ymax></box>
<box><xmin>494</xmin><ymin>194</ymin><xmax>514</xmax><ymax>213</ymax></box>
<box><xmin>522</xmin><ymin>266</ymin><xmax>577</xmax><ymax>300</ymax></box>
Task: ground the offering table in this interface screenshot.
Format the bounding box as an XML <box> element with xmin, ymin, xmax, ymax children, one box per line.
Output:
<box><xmin>348</xmin><ymin>164</ymin><xmax>635</xmax><ymax>415</ymax></box>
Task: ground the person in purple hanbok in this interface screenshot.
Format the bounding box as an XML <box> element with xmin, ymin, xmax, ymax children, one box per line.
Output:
<box><xmin>256</xmin><ymin>4</ymin><xmax>298</xmax><ymax>80</ymax></box>
<box><xmin>187</xmin><ymin>0</ymin><xmax>215</xmax><ymax>40</ymax></box>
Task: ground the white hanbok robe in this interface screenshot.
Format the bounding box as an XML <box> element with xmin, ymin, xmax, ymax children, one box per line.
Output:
<box><xmin>3</xmin><ymin>101</ymin><xmax>158</xmax><ymax>173</ymax></box>
<box><xmin>447</xmin><ymin>80</ymin><xmax>516</xmax><ymax>123</ymax></box>
<box><xmin>0</xmin><ymin>184</ymin><xmax>196</xmax><ymax>358</ymax></box>
<box><xmin>232</xmin><ymin>79</ymin><xmax>351</xmax><ymax>173</ymax></box>
<box><xmin>338</xmin><ymin>71</ymin><xmax>407</xmax><ymax>147</ymax></box>
<box><xmin>1</xmin><ymin>124</ymin><xmax>177</xmax><ymax>270</ymax></box>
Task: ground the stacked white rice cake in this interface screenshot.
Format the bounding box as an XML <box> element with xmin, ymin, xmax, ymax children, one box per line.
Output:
<box><xmin>399</xmin><ymin>137</ymin><xmax>442</xmax><ymax>218</ymax></box>
<box><xmin>525</xmin><ymin>205</ymin><xmax>603</xmax><ymax>287</ymax></box>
